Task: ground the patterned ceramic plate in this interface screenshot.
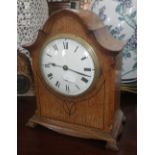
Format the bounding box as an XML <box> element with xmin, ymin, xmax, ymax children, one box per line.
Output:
<box><xmin>90</xmin><ymin>0</ymin><xmax>137</xmax><ymax>83</ymax></box>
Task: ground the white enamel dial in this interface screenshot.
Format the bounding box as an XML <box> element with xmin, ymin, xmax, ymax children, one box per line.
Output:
<box><xmin>40</xmin><ymin>35</ymin><xmax>98</xmax><ymax>96</ymax></box>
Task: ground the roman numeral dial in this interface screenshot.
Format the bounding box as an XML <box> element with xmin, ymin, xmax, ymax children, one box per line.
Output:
<box><xmin>55</xmin><ymin>81</ymin><xmax>60</xmax><ymax>88</ymax></box>
<box><xmin>81</xmin><ymin>77</ymin><xmax>89</xmax><ymax>83</ymax></box>
<box><xmin>74</xmin><ymin>46</ymin><xmax>79</xmax><ymax>53</ymax></box>
<box><xmin>84</xmin><ymin>68</ymin><xmax>92</xmax><ymax>72</ymax></box>
<box><xmin>52</xmin><ymin>44</ymin><xmax>58</xmax><ymax>51</ymax></box>
<box><xmin>81</xmin><ymin>56</ymin><xmax>87</xmax><ymax>61</ymax></box>
<box><xmin>65</xmin><ymin>84</ymin><xmax>70</xmax><ymax>93</ymax></box>
<box><xmin>63</xmin><ymin>39</ymin><xmax>68</xmax><ymax>49</ymax></box>
<box><xmin>46</xmin><ymin>53</ymin><xmax>52</xmax><ymax>57</ymax></box>
<box><xmin>47</xmin><ymin>73</ymin><xmax>53</xmax><ymax>79</ymax></box>
<box><xmin>40</xmin><ymin>36</ymin><xmax>98</xmax><ymax>96</ymax></box>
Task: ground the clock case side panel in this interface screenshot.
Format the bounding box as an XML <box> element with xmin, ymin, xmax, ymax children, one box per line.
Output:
<box><xmin>100</xmin><ymin>52</ymin><xmax>123</xmax><ymax>131</ymax></box>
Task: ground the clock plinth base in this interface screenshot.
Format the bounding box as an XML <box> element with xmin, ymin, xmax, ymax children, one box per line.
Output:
<box><xmin>26</xmin><ymin>109</ymin><xmax>125</xmax><ymax>151</ymax></box>
<box><xmin>105</xmin><ymin>140</ymin><xmax>119</xmax><ymax>151</ymax></box>
<box><xmin>26</xmin><ymin>120</ymin><xmax>38</xmax><ymax>128</ymax></box>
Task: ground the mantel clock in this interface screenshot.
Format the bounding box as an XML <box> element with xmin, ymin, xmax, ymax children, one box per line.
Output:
<box><xmin>25</xmin><ymin>9</ymin><xmax>125</xmax><ymax>151</ymax></box>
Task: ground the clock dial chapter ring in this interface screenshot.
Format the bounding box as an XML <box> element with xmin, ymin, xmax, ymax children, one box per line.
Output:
<box><xmin>39</xmin><ymin>34</ymin><xmax>101</xmax><ymax>98</ymax></box>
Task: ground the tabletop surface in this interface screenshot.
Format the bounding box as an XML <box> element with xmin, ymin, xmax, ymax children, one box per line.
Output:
<box><xmin>17</xmin><ymin>92</ymin><xmax>137</xmax><ymax>155</ymax></box>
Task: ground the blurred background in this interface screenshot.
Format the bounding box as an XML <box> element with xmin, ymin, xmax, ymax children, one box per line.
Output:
<box><xmin>17</xmin><ymin>0</ymin><xmax>137</xmax><ymax>96</ymax></box>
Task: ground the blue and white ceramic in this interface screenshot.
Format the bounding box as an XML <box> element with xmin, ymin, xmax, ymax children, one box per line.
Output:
<box><xmin>90</xmin><ymin>0</ymin><xmax>137</xmax><ymax>83</ymax></box>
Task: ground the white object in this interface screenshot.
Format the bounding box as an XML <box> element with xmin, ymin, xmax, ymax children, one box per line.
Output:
<box><xmin>17</xmin><ymin>0</ymin><xmax>48</xmax><ymax>58</ymax></box>
<box><xmin>90</xmin><ymin>0</ymin><xmax>137</xmax><ymax>82</ymax></box>
<box><xmin>40</xmin><ymin>36</ymin><xmax>96</xmax><ymax>96</ymax></box>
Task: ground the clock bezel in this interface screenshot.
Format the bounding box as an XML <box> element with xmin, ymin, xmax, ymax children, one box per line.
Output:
<box><xmin>39</xmin><ymin>33</ymin><xmax>101</xmax><ymax>99</ymax></box>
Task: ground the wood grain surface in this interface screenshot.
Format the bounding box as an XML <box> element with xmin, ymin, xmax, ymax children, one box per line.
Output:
<box><xmin>24</xmin><ymin>9</ymin><xmax>125</xmax><ymax>150</ymax></box>
<box><xmin>17</xmin><ymin>92</ymin><xmax>137</xmax><ymax>155</ymax></box>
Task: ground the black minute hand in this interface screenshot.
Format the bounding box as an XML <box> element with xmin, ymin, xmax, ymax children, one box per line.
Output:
<box><xmin>67</xmin><ymin>67</ymin><xmax>91</xmax><ymax>77</ymax></box>
<box><xmin>50</xmin><ymin>63</ymin><xmax>91</xmax><ymax>78</ymax></box>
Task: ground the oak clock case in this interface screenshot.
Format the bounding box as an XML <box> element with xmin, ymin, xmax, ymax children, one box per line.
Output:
<box><xmin>26</xmin><ymin>9</ymin><xmax>125</xmax><ymax>151</ymax></box>
<box><xmin>39</xmin><ymin>34</ymin><xmax>100</xmax><ymax>98</ymax></box>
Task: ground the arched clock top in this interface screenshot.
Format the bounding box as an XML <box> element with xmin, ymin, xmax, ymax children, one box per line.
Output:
<box><xmin>24</xmin><ymin>9</ymin><xmax>125</xmax><ymax>53</ymax></box>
